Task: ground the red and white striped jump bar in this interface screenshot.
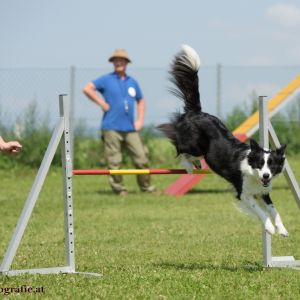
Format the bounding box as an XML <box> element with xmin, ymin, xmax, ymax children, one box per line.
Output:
<box><xmin>72</xmin><ymin>169</ymin><xmax>212</xmax><ymax>175</ymax></box>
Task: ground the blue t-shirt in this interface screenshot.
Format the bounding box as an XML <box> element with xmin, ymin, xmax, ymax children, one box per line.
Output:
<box><xmin>92</xmin><ymin>72</ymin><xmax>143</xmax><ymax>132</ymax></box>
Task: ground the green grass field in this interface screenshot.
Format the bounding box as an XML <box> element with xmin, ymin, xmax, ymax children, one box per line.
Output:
<box><xmin>1</xmin><ymin>155</ymin><xmax>300</xmax><ymax>299</ymax></box>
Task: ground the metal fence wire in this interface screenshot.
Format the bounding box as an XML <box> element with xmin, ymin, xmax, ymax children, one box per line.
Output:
<box><xmin>0</xmin><ymin>66</ymin><xmax>300</xmax><ymax>136</ymax></box>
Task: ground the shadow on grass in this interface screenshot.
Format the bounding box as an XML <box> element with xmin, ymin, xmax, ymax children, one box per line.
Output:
<box><xmin>95</xmin><ymin>184</ymin><xmax>289</xmax><ymax>196</ymax></box>
<box><xmin>154</xmin><ymin>261</ymin><xmax>264</xmax><ymax>273</ymax></box>
<box><xmin>95</xmin><ymin>190</ymin><xmax>163</xmax><ymax>196</ymax></box>
<box><xmin>180</xmin><ymin>184</ymin><xmax>289</xmax><ymax>195</ymax></box>
<box><xmin>188</xmin><ymin>188</ymin><xmax>233</xmax><ymax>194</ymax></box>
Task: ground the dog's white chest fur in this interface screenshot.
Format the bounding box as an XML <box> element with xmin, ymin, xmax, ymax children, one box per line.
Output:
<box><xmin>242</xmin><ymin>174</ymin><xmax>272</xmax><ymax>196</ymax></box>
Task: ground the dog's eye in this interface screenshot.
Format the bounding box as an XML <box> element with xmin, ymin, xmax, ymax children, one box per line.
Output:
<box><xmin>260</xmin><ymin>159</ymin><xmax>265</xmax><ymax>166</ymax></box>
<box><xmin>267</xmin><ymin>158</ymin><xmax>273</xmax><ymax>165</ymax></box>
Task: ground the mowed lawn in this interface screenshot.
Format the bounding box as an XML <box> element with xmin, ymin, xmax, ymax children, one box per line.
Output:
<box><xmin>0</xmin><ymin>155</ymin><xmax>300</xmax><ymax>299</ymax></box>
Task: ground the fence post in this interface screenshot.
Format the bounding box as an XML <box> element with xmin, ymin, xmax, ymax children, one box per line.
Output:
<box><xmin>216</xmin><ymin>63</ymin><xmax>222</xmax><ymax>119</ymax></box>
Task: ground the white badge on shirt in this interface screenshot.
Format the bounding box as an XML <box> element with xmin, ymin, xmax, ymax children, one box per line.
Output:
<box><xmin>128</xmin><ymin>87</ymin><xmax>136</xmax><ymax>97</ymax></box>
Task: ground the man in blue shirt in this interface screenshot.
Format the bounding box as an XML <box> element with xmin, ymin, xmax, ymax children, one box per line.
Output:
<box><xmin>83</xmin><ymin>49</ymin><xmax>155</xmax><ymax>195</ymax></box>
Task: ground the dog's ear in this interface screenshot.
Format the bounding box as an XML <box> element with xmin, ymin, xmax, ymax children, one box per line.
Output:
<box><xmin>276</xmin><ymin>144</ymin><xmax>287</xmax><ymax>156</ymax></box>
<box><xmin>250</xmin><ymin>139</ymin><xmax>260</xmax><ymax>151</ymax></box>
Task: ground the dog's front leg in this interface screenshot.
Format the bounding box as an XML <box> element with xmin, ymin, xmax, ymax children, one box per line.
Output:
<box><xmin>262</xmin><ymin>194</ymin><xmax>288</xmax><ymax>237</ymax></box>
<box><xmin>240</xmin><ymin>194</ymin><xmax>275</xmax><ymax>235</ymax></box>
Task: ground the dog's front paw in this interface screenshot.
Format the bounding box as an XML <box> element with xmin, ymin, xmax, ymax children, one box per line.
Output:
<box><xmin>276</xmin><ymin>224</ymin><xmax>289</xmax><ymax>237</ymax></box>
<box><xmin>264</xmin><ymin>219</ymin><xmax>275</xmax><ymax>235</ymax></box>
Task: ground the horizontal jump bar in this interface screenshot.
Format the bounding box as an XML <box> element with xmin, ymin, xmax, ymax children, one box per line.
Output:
<box><xmin>72</xmin><ymin>169</ymin><xmax>212</xmax><ymax>175</ymax></box>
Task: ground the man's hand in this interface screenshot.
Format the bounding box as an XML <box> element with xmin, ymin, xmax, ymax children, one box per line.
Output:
<box><xmin>101</xmin><ymin>101</ymin><xmax>110</xmax><ymax>112</ymax></box>
<box><xmin>134</xmin><ymin>119</ymin><xmax>143</xmax><ymax>131</ymax></box>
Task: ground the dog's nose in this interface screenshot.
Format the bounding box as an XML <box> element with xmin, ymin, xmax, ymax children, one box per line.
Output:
<box><xmin>263</xmin><ymin>173</ymin><xmax>270</xmax><ymax>179</ymax></box>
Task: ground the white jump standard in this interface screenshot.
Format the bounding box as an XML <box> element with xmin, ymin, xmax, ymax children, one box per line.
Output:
<box><xmin>0</xmin><ymin>94</ymin><xmax>299</xmax><ymax>277</ymax></box>
<box><xmin>259</xmin><ymin>96</ymin><xmax>300</xmax><ymax>268</ymax></box>
<box><xmin>0</xmin><ymin>95</ymin><xmax>100</xmax><ymax>277</ymax></box>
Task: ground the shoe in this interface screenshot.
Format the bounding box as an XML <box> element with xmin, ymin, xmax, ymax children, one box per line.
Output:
<box><xmin>118</xmin><ymin>190</ymin><xmax>128</xmax><ymax>196</ymax></box>
<box><xmin>142</xmin><ymin>185</ymin><xmax>157</xmax><ymax>193</ymax></box>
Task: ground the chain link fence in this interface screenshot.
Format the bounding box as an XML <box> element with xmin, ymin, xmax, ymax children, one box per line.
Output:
<box><xmin>1</xmin><ymin>65</ymin><xmax>300</xmax><ymax>136</ymax></box>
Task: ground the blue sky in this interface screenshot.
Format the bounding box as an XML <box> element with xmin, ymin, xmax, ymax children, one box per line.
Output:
<box><xmin>1</xmin><ymin>0</ymin><xmax>300</xmax><ymax>68</ymax></box>
<box><xmin>1</xmin><ymin>1</ymin><xmax>300</xmax><ymax>129</ymax></box>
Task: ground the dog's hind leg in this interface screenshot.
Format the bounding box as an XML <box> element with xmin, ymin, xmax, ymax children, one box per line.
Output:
<box><xmin>180</xmin><ymin>154</ymin><xmax>203</xmax><ymax>173</ymax></box>
<box><xmin>180</xmin><ymin>154</ymin><xmax>194</xmax><ymax>173</ymax></box>
<box><xmin>240</xmin><ymin>194</ymin><xmax>275</xmax><ymax>235</ymax></box>
<box><xmin>262</xmin><ymin>194</ymin><xmax>289</xmax><ymax>237</ymax></box>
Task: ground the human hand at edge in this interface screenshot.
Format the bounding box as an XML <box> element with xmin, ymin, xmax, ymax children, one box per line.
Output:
<box><xmin>1</xmin><ymin>141</ymin><xmax>22</xmax><ymax>154</ymax></box>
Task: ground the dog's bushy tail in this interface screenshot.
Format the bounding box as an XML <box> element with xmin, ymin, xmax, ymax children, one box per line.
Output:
<box><xmin>157</xmin><ymin>45</ymin><xmax>201</xmax><ymax>149</ymax></box>
<box><xmin>169</xmin><ymin>44</ymin><xmax>201</xmax><ymax>113</ymax></box>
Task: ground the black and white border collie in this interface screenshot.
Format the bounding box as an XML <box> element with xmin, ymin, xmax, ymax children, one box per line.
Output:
<box><xmin>159</xmin><ymin>45</ymin><xmax>288</xmax><ymax>236</ymax></box>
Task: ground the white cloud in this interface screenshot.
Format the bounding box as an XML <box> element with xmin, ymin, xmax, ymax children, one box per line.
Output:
<box><xmin>267</xmin><ymin>3</ymin><xmax>300</xmax><ymax>29</ymax></box>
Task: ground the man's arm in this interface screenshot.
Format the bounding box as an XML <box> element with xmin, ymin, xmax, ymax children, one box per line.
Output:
<box><xmin>135</xmin><ymin>99</ymin><xmax>145</xmax><ymax>131</ymax></box>
<box><xmin>83</xmin><ymin>82</ymin><xmax>110</xmax><ymax>112</ymax></box>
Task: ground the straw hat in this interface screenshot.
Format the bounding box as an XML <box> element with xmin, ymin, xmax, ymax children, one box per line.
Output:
<box><xmin>108</xmin><ymin>48</ymin><xmax>131</xmax><ymax>63</ymax></box>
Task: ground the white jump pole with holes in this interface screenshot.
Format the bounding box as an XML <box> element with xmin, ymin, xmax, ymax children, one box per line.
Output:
<box><xmin>259</xmin><ymin>95</ymin><xmax>300</xmax><ymax>269</ymax></box>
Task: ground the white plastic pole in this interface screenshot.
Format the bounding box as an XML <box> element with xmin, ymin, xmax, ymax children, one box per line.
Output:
<box><xmin>259</xmin><ymin>96</ymin><xmax>272</xmax><ymax>267</ymax></box>
<box><xmin>60</xmin><ymin>95</ymin><xmax>75</xmax><ymax>271</ymax></box>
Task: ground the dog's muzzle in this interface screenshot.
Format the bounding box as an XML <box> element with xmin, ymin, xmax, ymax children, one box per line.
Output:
<box><xmin>261</xmin><ymin>173</ymin><xmax>271</xmax><ymax>187</ymax></box>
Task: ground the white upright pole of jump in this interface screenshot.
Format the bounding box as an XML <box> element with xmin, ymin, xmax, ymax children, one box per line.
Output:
<box><xmin>59</xmin><ymin>95</ymin><xmax>100</xmax><ymax>276</ymax></box>
<box><xmin>0</xmin><ymin>95</ymin><xmax>100</xmax><ymax>277</ymax></box>
<box><xmin>259</xmin><ymin>96</ymin><xmax>300</xmax><ymax>269</ymax></box>
<box><xmin>259</xmin><ymin>96</ymin><xmax>272</xmax><ymax>266</ymax></box>
<box><xmin>60</xmin><ymin>95</ymin><xmax>76</xmax><ymax>271</ymax></box>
